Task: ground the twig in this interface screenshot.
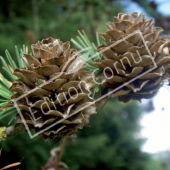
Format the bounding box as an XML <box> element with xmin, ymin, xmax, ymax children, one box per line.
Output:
<box><xmin>0</xmin><ymin>148</ymin><xmax>21</xmax><ymax>170</ymax></box>
<box><xmin>32</xmin><ymin>0</ymin><xmax>43</xmax><ymax>38</ymax></box>
<box><xmin>32</xmin><ymin>0</ymin><xmax>39</xmax><ymax>37</ymax></box>
<box><xmin>0</xmin><ymin>162</ymin><xmax>21</xmax><ymax>170</ymax></box>
<box><xmin>55</xmin><ymin>137</ymin><xmax>68</xmax><ymax>170</ymax></box>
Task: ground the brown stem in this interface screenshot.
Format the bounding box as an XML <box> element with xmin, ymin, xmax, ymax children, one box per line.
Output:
<box><xmin>55</xmin><ymin>137</ymin><xmax>68</xmax><ymax>170</ymax></box>
<box><xmin>96</xmin><ymin>97</ymin><xmax>110</xmax><ymax>109</ymax></box>
<box><xmin>32</xmin><ymin>0</ymin><xmax>43</xmax><ymax>38</ymax></box>
<box><xmin>32</xmin><ymin>0</ymin><xmax>39</xmax><ymax>37</ymax></box>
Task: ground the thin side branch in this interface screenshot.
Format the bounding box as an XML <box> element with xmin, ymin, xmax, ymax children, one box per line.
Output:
<box><xmin>55</xmin><ymin>137</ymin><xmax>68</xmax><ymax>170</ymax></box>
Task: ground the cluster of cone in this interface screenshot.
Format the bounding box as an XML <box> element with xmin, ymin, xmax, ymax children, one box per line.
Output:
<box><xmin>10</xmin><ymin>12</ymin><xmax>170</xmax><ymax>140</ymax></box>
<box><xmin>94</xmin><ymin>12</ymin><xmax>170</xmax><ymax>102</ymax></box>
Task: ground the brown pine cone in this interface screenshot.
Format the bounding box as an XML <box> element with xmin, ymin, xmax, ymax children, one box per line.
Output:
<box><xmin>10</xmin><ymin>38</ymin><xmax>96</xmax><ymax>140</ymax></box>
<box><xmin>94</xmin><ymin>12</ymin><xmax>170</xmax><ymax>102</ymax></box>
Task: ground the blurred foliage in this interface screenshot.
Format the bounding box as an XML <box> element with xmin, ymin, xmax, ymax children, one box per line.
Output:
<box><xmin>0</xmin><ymin>131</ymin><xmax>52</xmax><ymax>170</ymax></box>
<box><xmin>0</xmin><ymin>0</ymin><xmax>123</xmax><ymax>56</ymax></box>
<box><xmin>132</xmin><ymin>0</ymin><xmax>170</xmax><ymax>34</ymax></box>
<box><xmin>0</xmin><ymin>0</ymin><xmax>168</xmax><ymax>170</ymax></box>
<box><xmin>0</xmin><ymin>99</ymin><xmax>152</xmax><ymax>170</ymax></box>
<box><xmin>63</xmin><ymin>99</ymin><xmax>152</xmax><ymax>170</ymax></box>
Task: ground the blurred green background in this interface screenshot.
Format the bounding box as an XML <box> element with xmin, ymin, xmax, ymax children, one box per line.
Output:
<box><xmin>0</xmin><ymin>0</ymin><xmax>170</xmax><ymax>169</ymax></box>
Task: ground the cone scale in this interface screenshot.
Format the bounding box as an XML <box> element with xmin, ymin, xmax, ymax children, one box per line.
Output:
<box><xmin>10</xmin><ymin>38</ymin><xmax>96</xmax><ymax>140</ymax></box>
<box><xmin>94</xmin><ymin>12</ymin><xmax>170</xmax><ymax>102</ymax></box>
